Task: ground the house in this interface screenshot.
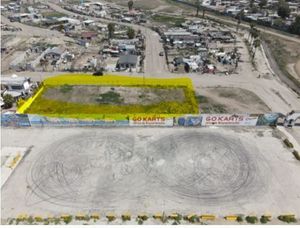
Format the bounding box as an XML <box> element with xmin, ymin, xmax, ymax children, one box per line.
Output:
<box><xmin>1</xmin><ymin>75</ymin><xmax>32</xmax><ymax>98</ymax></box>
<box><xmin>43</xmin><ymin>47</ymin><xmax>65</xmax><ymax>61</ymax></box>
<box><xmin>116</xmin><ymin>54</ymin><xmax>138</xmax><ymax>70</ymax></box>
<box><xmin>81</xmin><ymin>31</ymin><xmax>98</xmax><ymax>40</ymax></box>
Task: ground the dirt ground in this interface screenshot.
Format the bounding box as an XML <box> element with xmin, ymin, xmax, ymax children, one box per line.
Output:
<box><xmin>43</xmin><ymin>86</ymin><xmax>186</xmax><ymax>105</ymax></box>
<box><xmin>1</xmin><ymin>127</ymin><xmax>300</xmax><ymax>224</ymax></box>
<box><xmin>196</xmin><ymin>87</ymin><xmax>271</xmax><ymax>114</ymax></box>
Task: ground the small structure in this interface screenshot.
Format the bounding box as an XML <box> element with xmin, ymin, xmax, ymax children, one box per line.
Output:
<box><xmin>1</xmin><ymin>75</ymin><xmax>31</xmax><ymax>98</ymax></box>
<box><xmin>116</xmin><ymin>54</ymin><xmax>138</xmax><ymax>70</ymax></box>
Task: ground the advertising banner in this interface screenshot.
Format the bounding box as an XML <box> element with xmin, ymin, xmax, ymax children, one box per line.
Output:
<box><xmin>177</xmin><ymin>115</ymin><xmax>202</xmax><ymax>126</ymax></box>
<box><xmin>1</xmin><ymin>114</ymin><xmax>31</xmax><ymax>127</ymax></box>
<box><xmin>201</xmin><ymin>114</ymin><xmax>258</xmax><ymax>126</ymax></box>
<box><xmin>129</xmin><ymin>116</ymin><xmax>173</xmax><ymax>126</ymax></box>
<box><xmin>256</xmin><ymin>113</ymin><xmax>283</xmax><ymax>126</ymax></box>
<box><xmin>28</xmin><ymin>115</ymin><xmax>129</xmax><ymax>127</ymax></box>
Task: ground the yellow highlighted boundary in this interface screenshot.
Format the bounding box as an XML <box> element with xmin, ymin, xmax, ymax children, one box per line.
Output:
<box><xmin>17</xmin><ymin>74</ymin><xmax>198</xmax><ymax>120</ymax></box>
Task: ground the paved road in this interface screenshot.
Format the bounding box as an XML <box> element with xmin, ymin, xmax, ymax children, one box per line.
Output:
<box><xmin>46</xmin><ymin>2</ymin><xmax>167</xmax><ymax>76</ymax></box>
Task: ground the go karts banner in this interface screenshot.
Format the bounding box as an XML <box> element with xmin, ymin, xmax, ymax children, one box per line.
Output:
<box><xmin>129</xmin><ymin>116</ymin><xmax>174</xmax><ymax>126</ymax></box>
<box><xmin>201</xmin><ymin>114</ymin><xmax>259</xmax><ymax>126</ymax></box>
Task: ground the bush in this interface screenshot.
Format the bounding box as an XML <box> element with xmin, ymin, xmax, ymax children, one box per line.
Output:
<box><xmin>3</xmin><ymin>94</ymin><xmax>14</xmax><ymax>109</ymax></box>
<box><xmin>260</xmin><ymin>216</ymin><xmax>270</xmax><ymax>224</ymax></box>
<box><xmin>246</xmin><ymin>216</ymin><xmax>258</xmax><ymax>224</ymax></box>
<box><xmin>278</xmin><ymin>215</ymin><xmax>297</xmax><ymax>223</ymax></box>
<box><xmin>292</xmin><ymin>150</ymin><xmax>300</xmax><ymax>161</ymax></box>
<box><xmin>283</xmin><ymin>138</ymin><xmax>294</xmax><ymax>148</ymax></box>
<box><xmin>237</xmin><ymin>216</ymin><xmax>243</xmax><ymax>222</ymax></box>
<box><xmin>93</xmin><ymin>70</ymin><xmax>103</xmax><ymax>76</ymax></box>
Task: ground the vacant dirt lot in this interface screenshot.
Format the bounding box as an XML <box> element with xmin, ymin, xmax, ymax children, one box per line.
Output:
<box><xmin>2</xmin><ymin>127</ymin><xmax>300</xmax><ymax>224</ymax></box>
<box><xmin>43</xmin><ymin>86</ymin><xmax>185</xmax><ymax>105</ymax></box>
<box><xmin>196</xmin><ymin>87</ymin><xmax>271</xmax><ymax>113</ymax></box>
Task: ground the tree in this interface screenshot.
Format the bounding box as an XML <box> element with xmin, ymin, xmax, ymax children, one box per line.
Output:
<box><xmin>127</xmin><ymin>27</ymin><xmax>135</xmax><ymax>39</ymax></box>
<box><xmin>195</xmin><ymin>0</ymin><xmax>205</xmax><ymax>18</ymax></box>
<box><xmin>236</xmin><ymin>9</ymin><xmax>244</xmax><ymax>32</ymax></box>
<box><xmin>259</xmin><ymin>0</ymin><xmax>268</xmax><ymax>9</ymax></box>
<box><xmin>252</xmin><ymin>38</ymin><xmax>261</xmax><ymax>59</ymax></box>
<box><xmin>3</xmin><ymin>94</ymin><xmax>14</xmax><ymax>109</ymax></box>
<box><xmin>249</xmin><ymin>0</ymin><xmax>255</xmax><ymax>9</ymax></box>
<box><xmin>107</xmin><ymin>23</ymin><xmax>115</xmax><ymax>39</ymax></box>
<box><xmin>277</xmin><ymin>0</ymin><xmax>290</xmax><ymax>19</ymax></box>
<box><xmin>128</xmin><ymin>0</ymin><xmax>133</xmax><ymax>11</ymax></box>
<box><xmin>289</xmin><ymin>16</ymin><xmax>300</xmax><ymax>35</ymax></box>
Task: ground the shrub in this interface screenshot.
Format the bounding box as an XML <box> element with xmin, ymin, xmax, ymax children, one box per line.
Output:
<box><xmin>3</xmin><ymin>94</ymin><xmax>14</xmax><ymax>109</ymax></box>
<box><xmin>27</xmin><ymin>216</ymin><xmax>34</xmax><ymax>224</ymax></box>
<box><xmin>237</xmin><ymin>216</ymin><xmax>243</xmax><ymax>222</ymax></box>
<box><xmin>292</xmin><ymin>150</ymin><xmax>300</xmax><ymax>161</ymax></box>
<box><xmin>136</xmin><ymin>218</ymin><xmax>143</xmax><ymax>225</ymax></box>
<box><xmin>283</xmin><ymin>138</ymin><xmax>294</xmax><ymax>148</ymax></box>
<box><xmin>260</xmin><ymin>216</ymin><xmax>270</xmax><ymax>224</ymax></box>
<box><xmin>278</xmin><ymin>215</ymin><xmax>297</xmax><ymax>223</ymax></box>
<box><xmin>245</xmin><ymin>216</ymin><xmax>258</xmax><ymax>224</ymax></box>
<box><xmin>121</xmin><ymin>213</ymin><xmax>131</xmax><ymax>221</ymax></box>
<box><xmin>137</xmin><ymin>214</ymin><xmax>148</xmax><ymax>221</ymax></box>
<box><xmin>184</xmin><ymin>214</ymin><xmax>199</xmax><ymax>223</ymax></box>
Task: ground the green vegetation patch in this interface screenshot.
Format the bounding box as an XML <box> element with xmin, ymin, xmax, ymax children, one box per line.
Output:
<box><xmin>151</xmin><ymin>14</ymin><xmax>185</xmax><ymax>26</ymax></box>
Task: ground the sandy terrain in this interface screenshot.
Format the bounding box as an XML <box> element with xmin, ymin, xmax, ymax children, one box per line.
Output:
<box><xmin>44</xmin><ymin>86</ymin><xmax>185</xmax><ymax>105</ymax></box>
<box><xmin>1</xmin><ymin>127</ymin><xmax>300</xmax><ymax>224</ymax></box>
<box><xmin>197</xmin><ymin>87</ymin><xmax>271</xmax><ymax>114</ymax></box>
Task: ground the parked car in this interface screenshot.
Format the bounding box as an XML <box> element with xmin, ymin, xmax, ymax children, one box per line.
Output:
<box><xmin>159</xmin><ymin>51</ymin><xmax>164</xmax><ymax>56</ymax></box>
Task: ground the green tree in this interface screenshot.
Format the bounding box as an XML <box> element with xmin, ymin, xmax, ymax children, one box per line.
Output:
<box><xmin>249</xmin><ymin>0</ymin><xmax>255</xmax><ymax>9</ymax></box>
<box><xmin>3</xmin><ymin>94</ymin><xmax>14</xmax><ymax>109</ymax></box>
<box><xmin>236</xmin><ymin>9</ymin><xmax>244</xmax><ymax>32</ymax></box>
<box><xmin>259</xmin><ymin>0</ymin><xmax>268</xmax><ymax>9</ymax></box>
<box><xmin>127</xmin><ymin>27</ymin><xmax>135</xmax><ymax>39</ymax></box>
<box><xmin>252</xmin><ymin>38</ymin><xmax>261</xmax><ymax>59</ymax></box>
<box><xmin>107</xmin><ymin>23</ymin><xmax>115</xmax><ymax>39</ymax></box>
<box><xmin>289</xmin><ymin>16</ymin><xmax>300</xmax><ymax>35</ymax></box>
<box><xmin>277</xmin><ymin>0</ymin><xmax>290</xmax><ymax>19</ymax></box>
<box><xmin>195</xmin><ymin>0</ymin><xmax>204</xmax><ymax>18</ymax></box>
<box><xmin>273</xmin><ymin>17</ymin><xmax>284</xmax><ymax>28</ymax></box>
<box><xmin>128</xmin><ymin>0</ymin><xmax>133</xmax><ymax>11</ymax></box>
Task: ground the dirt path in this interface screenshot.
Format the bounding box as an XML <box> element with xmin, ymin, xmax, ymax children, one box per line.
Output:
<box><xmin>262</xmin><ymin>40</ymin><xmax>300</xmax><ymax>95</ymax></box>
<box><xmin>295</xmin><ymin>60</ymin><xmax>300</xmax><ymax>80</ymax></box>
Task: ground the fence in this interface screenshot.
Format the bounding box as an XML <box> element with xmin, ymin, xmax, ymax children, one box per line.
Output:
<box><xmin>1</xmin><ymin>113</ymin><xmax>286</xmax><ymax>128</ymax></box>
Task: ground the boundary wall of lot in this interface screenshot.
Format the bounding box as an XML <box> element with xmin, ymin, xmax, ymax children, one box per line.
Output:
<box><xmin>1</xmin><ymin>113</ymin><xmax>285</xmax><ymax>127</ymax></box>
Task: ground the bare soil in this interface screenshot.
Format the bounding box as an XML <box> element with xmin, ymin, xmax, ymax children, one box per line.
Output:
<box><xmin>43</xmin><ymin>85</ymin><xmax>186</xmax><ymax>105</ymax></box>
<box><xmin>197</xmin><ymin>87</ymin><xmax>271</xmax><ymax>113</ymax></box>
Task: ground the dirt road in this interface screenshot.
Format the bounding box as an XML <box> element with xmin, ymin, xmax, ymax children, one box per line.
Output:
<box><xmin>1</xmin><ymin>15</ymin><xmax>72</xmax><ymax>41</ymax></box>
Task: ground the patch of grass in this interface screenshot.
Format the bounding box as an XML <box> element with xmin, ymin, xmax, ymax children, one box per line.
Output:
<box><xmin>95</xmin><ymin>91</ymin><xmax>124</xmax><ymax>104</ymax></box>
<box><xmin>42</xmin><ymin>12</ymin><xmax>66</xmax><ymax>18</ymax></box>
<box><xmin>152</xmin><ymin>14</ymin><xmax>185</xmax><ymax>26</ymax></box>
<box><xmin>196</xmin><ymin>95</ymin><xmax>209</xmax><ymax>103</ymax></box>
<box><xmin>283</xmin><ymin>138</ymin><xmax>294</xmax><ymax>148</ymax></box>
<box><xmin>60</xmin><ymin>84</ymin><xmax>73</xmax><ymax>93</ymax></box>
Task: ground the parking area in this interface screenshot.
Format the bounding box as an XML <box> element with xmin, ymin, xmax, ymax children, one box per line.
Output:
<box><xmin>1</xmin><ymin>127</ymin><xmax>300</xmax><ymax>224</ymax></box>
